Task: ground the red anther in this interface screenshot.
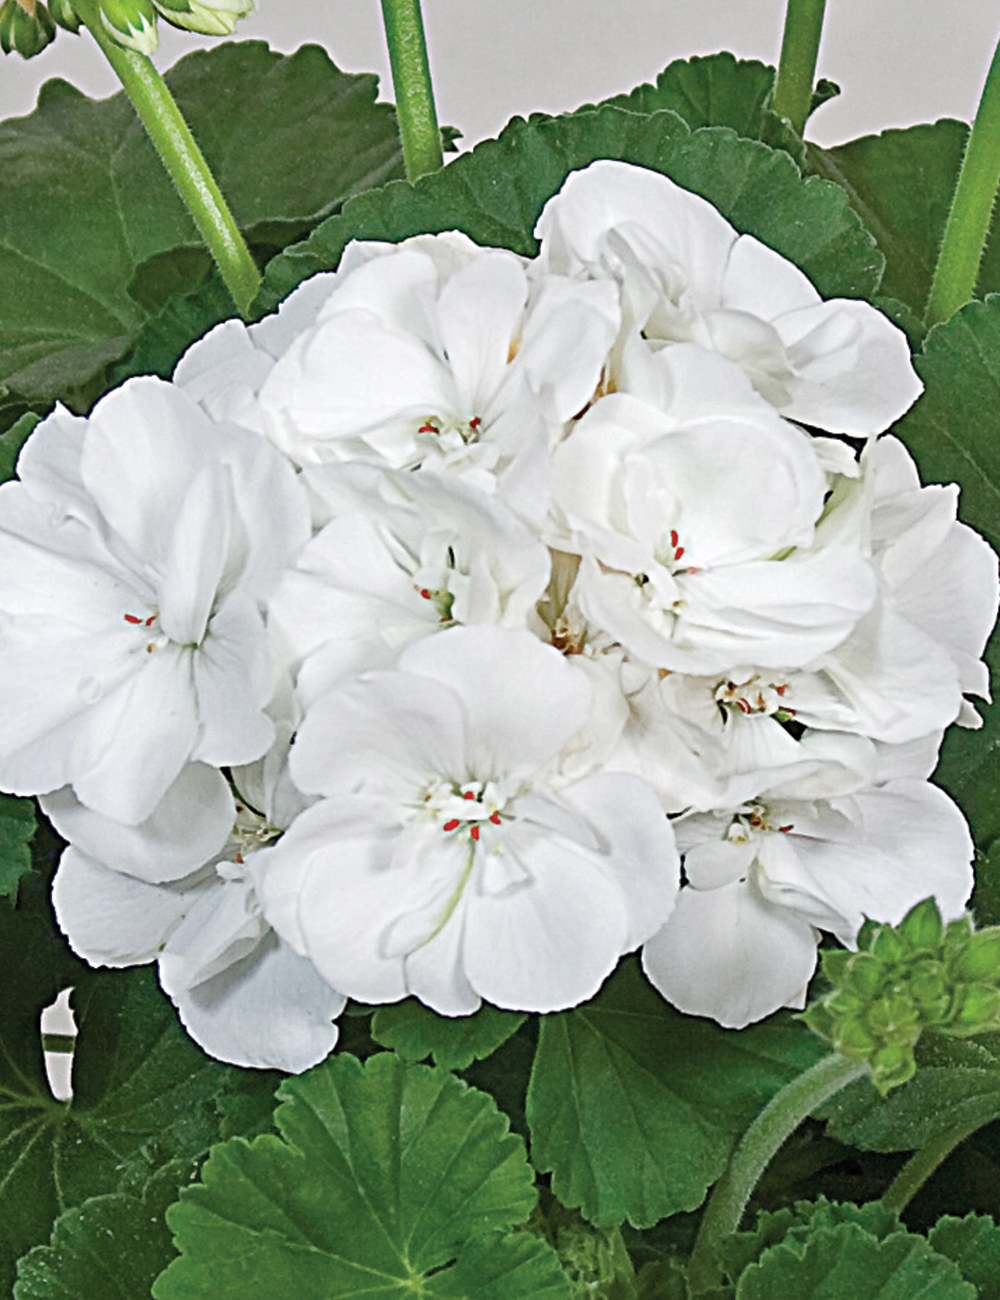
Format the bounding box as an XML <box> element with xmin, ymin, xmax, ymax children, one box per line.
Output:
<box><xmin>469</xmin><ymin>417</ymin><xmax>482</xmax><ymax>430</ymax></box>
<box><xmin>674</xmin><ymin>546</ymin><xmax>685</xmax><ymax>561</ymax></box>
<box><xmin>145</xmin><ymin>615</ymin><xmax>156</xmax><ymax>627</ymax></box>
<box><xmin>470</xmin><ymin>825</ymin><xmax>480</xmax><ymax>841</ymax></box>
<box><xmin>462</xmin><ymin>790</ymin><xmax>476</xmax><ymax>800</ymax></box>
<box><xmin>756</xmin><ymin>693</ymin><xmax>766</xmax><ymax>709</ymax></box>
<box><xmin>737</xmin><ymin>699</ymin><xmax>751</xmax><ymax>714</ymax></box>
<box><xmin>418</xmin><ymin>422</ymin><xmax>438</xmax><ymax>434</ymax></box>
<box><xmin>234</xmin><ymin>852</ymin><xmax>244</xmax><ymax>864</ymax></box>
<box><xmin>442</xmin><ymin>818</ymin><xmax>460</xmax><ymax>832</ymax></box>
<box><xmin>123</xmin><ymin>613</ymin><xmax>142</xmax><ymax>625</ymax></box>
<box><xmin>670</xmin><ymin>529</ymin><xmax>679</xmax><ymax>548</ymax></box>
<box><xmin>686</xmin><ymin>567</ymin><xmax>700</xmax><ymax>575</ymax></box>
<box><xmin>489</xmin><ymin>812</ymin><xmax>501</xmax><ymax>825</ymax></box>
<box><xmin>775</xmin><ymin>684</ymin><xmax>788</xmax><ymax>696</ymax></box>
<box><xmin>419</xmin><ymin>588</ymin><xmax>432</xmax><ymax>600</ymax></box>
<box><xmin>778</xmin><ymin>824</ymin><xmax>793</xmax><ymax>834</ymax></box>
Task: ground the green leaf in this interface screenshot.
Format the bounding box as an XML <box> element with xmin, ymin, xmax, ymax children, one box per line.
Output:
<box><xmin>928</xmin><ymin>1214</ymin><xmax>1000</xmax><ymax>1298</ymax></box>
<box><xmin>734</xmin><ymin>1222</ymin><xmax>974</xmax><ymax>1299</ymax></box>
<box><xmin>155</xmin><ymin>1052</ymin><xmax>567</xmax><ymax>1299</ymax></box>
<box><xmin>13</xmin><ymin>1177</ymin><xmax>180</xmax><ymax>1300</ymax></box>
<box><xmin>806</xmin><ymin>122</ymin><xmax>968</xmax><ymax>320</ymax></box>
<box><xmin>0</xmin><ymin>795</ymin><xmax>35</xmax><ymax>903</ymax></box>
<box><xmin>260</xmin><ymin>106</ymin><xmax>882</xmax><ymax>317</ymax></box>
<box><xmin>973</xmin><ymin>839</ymin><xmax>1000</xmax><ymax>929</ymax></box>
<box><xmin>370</xmin><ymin>999</ymin><xmax>526</xmax><ymax>1070</ymax></box>
<box><xmin>0</xmin><ymin>411</ymin><xmax>40</xmax><ymax>483</ymax></box>
<box><xmin>0</xmin><ymin>41</ymin><xmax>403</xmax><ymax>405</ymax></box>
<box><xmin>819</xmin><ymin>1033</ymin><xmax>1000</xmax><ymax>1152</ymax></box>
<box><xmin>720</xmin><ymin>1197</ymin><xmax>902</xmax><ymax>1282</ymax></box>
<box><xmin>892</xmin><ymin>296</ymin><xmax>1000</xmax><ymax>847</ymax></box>
<box><xmin>586</xmin><ymin>53</ymin><xmax>776</xmax><ymax>139</ymax></box>
<box><xmin>526</xmin><ymin>960</ymin><xmax>825</xmax><ymax>1228</ymax></box>
<box><xmin>0</xmin><ymin>882</ymin><xmax>233</xmax><ymax>1295</ymax></box>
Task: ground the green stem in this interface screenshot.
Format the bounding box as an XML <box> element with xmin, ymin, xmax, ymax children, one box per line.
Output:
<box><xmin>881</xmin><ymin>1119</ymin><xmax>982</xmax><ymax>1216</ymax></box>
<box><xmin>687</xmin><ymin>1053</ymin><xmax>868</xmax><ymax>1295</ymax></box>
<box><xmin>380</xmin><ymin>0</ymin><xmax>443</xmax><ymax>183</ymax></box>
<box><xmin>926</xmin><ymin>31</ymin><xmax>1000</xmax><ymax>326</ymax></box>
<box><xmin>74</xmin><ymin>0</ymin><xmax>260</xmax><ymax>317</ymax></box>
<box><xmin>772</xmin><ymin>0</ymin><xmax>828</xmax><ymax>137</ymax></box>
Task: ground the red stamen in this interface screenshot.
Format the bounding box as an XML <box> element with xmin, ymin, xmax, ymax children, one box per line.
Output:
<box><xmin>670</xmin><ymin>529</ymin><xmax>678</xmax><ymax>548</ymax></box>
<box><xmin>686</xmin><ymin>567</ymin><xmax>700</xmax><ymax>575</ymax></box>
<box><xmin>674</xmin><ymin>546</ymin><xmax>685</xmax><ymax>561</ymax></box>
<box><xmin>775</xmin><ymin>684</ymin><xmax>788</xmax><ymax>696</ymax></box>
<box><xmin>462</xmin><ymin>790</ymin><xmax>476</xmax><ymax>800</ymax></box>
<box><xmin>737</xmin><ymin>699</ymin><xmax>751</xmax><ymax>714</ymax></box>
<box><xmin>778</xmin><ymin>824</ymin><xmax>793</xmax><ymax>834</ymax></box>
<box><xmin>123</xmin><ymin>613</ymin><xmax>142</xmax><ymax>625</ymax></box>
<box><xmin>469</xmin><ymin>417</ymin><xmax>482</xmax><ymax>430</ymax></box>
<box><xmin>489</xmin><ymin>812</ymin><xmax>501</xmax><ymax>825</ymax></box>
<box><xmin>418</xmin><ymin>422</ymin><xmax>438</xmax><ymax>434</ymax></box>
<box><xmin>144</xmin><ymin>615</ymin><xmax>156</xmax><ymax>627</ymax></box>
<box><xmin>442</xmin><ymin>818</ymin><xmax>460</xmax><ymax>832</ymax></box>
<box><xmin>419</xmin><ymin>588</ymin><xmax>432</xmax><ymax>600</ymax></box>
<box><xmin>470</xmin><ymin>825</ymin><xmax>480</xmax><ymax>841</ymax></box>
<box><xmin>234</xmin><ymin>852</ymin><xmax>244</xmax><ymax>864</ymax></box>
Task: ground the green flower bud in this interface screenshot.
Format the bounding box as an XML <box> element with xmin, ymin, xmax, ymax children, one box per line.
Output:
<box><xmin>819</xmin><ymin>947</ymin><xmax>852</xmax><ymax>985</ymax></box>
<box><xmin>153</xmin><ymin>0</ymin><xmax>251</xmax><ymax>36</ymax></box>
<box><xmin>0</xmin><ymin>0</ymin><xmax>55</xmax><ymax>56</ymax></box>
<box><xmin>47</xmin><ymin>0</ymin><xmax>79</xmax><ymax>30</ymax></box>
<box><xmin>907</xmin><ymin>960</ymin><xmax>951</xmax><ymax>1021</ymax></box>
<box><xmin>833</xmin><ymin>1016</ymin><xmax>879</xmax><ymax>1058</ymax></box>
<box><xmin>947</xmin><ymin>984</ymin><xmax>1000</xmax><ymax>1035</ymax></box>
<box><xmin>866</xmin><ymin>993</ymin><xmax>921</xmax><ymax>1043</ymax></box>
<box><xmin>870</xmin><ymin>1043</ymin><xmax>917</xmax><ymax>1095</ymax></box>
<box><xmin>952</xmin><ymin>928</ymin><xmax>1000</xmax><ymax>983</ymax></box>
<box><xmin>99</xmin><ymin>0</ymin><xmax>157</xmax><ymax>53</ymax></box>
<box><xmin>846</xmin><ymin>953</ymin><xmax>886</xmax><ymax>998</ymax></box>
<box><xmin>871</xmin><ymin>925</ymin><xmax>910</xmax><ymax>965</ymax></box>
<box><xmin>899</xmin><ymin>895</ymin><xmax>944</xmax><ymax>950</ymax></box>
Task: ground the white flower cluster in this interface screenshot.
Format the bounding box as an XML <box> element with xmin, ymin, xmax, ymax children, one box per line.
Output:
<box><xmin>2</xmin><ymin>161</ymin><xmax>995</xmax><ymax>1070</ymax></box>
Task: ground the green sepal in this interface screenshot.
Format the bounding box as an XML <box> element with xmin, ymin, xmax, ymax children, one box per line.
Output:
<box><xmin>869</xmin><ymin>1042</ymin><xmax>918</xmax><ymax>1095</ymax></box>
<box><xmin>0</xmin><ymin>0</ymin><xmax>55</xmax><ymax>56</ymax></box>
<box><xmin>47</xmin><ymin>0</ymin><xmax>80</xmax><ymax>29</ymax></box>
<box><xmin>900</xmin><ymin>895</ymin><xmax>945</xmax><ymax>949</ymax></box>
<box><xmin>953</xmin><ymin>929</ymin><xmax>1000</xmax><ymax>983</ymax></box>
<box><xmin>98</xmin><ymin>0</ymin><xmax>157</xmax><ymax>53</ymax></box>
<box><xmin>153</xmin><ymin>0</ymin><xmax>249</xmax><ymax>36</ymax></box>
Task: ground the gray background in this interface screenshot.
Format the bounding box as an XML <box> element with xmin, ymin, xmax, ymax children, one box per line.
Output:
<box><xmin>1</xmin><ymin>1</ymin><xmax>999</xmax><ymax>147</ymax></box>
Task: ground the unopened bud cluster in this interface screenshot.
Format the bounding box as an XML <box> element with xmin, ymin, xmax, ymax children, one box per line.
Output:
<box><xmin>97</xmin><ymin>0</ymin><xmax>252</xmax><ymax>53</ymax></box>
<box><xmin>803</xmin><ymin>898</ymin><xmax>1000</xmax><ymax>1093</ymax></box>
<box><xmin>0</xmin><ymin>0</ymin><xmax>77</xmax><ymax>58</ymax></box>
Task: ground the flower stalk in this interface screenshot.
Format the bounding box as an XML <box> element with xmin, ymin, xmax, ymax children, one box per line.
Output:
<box><xmin>380</xmin><ymin>0</ymin><xmax>443</xmax><ymax>183</ymax></box>
<box><xmin>925</xmin><ymin>29</ymin><xmax>1000</xmax><ymax>327</ymax></box>
<box><xmin>880</xmin><ymin>1119</ymin><xmax>983</xmax><ymax>1216</ymax></box>
<box><xmin>72</xmin><ymin>0</ymin><xmax>260</xmax><ymax>316</ymax></box>
<box><xmin>686</xmin><ymin>1052</ymin><xmax>868</xmax><ymax>1295</ymax></box>
<box><xmin>771</xmin><ymin>0</ymin><xmax>827</xmax><ymax>137</ymax></box>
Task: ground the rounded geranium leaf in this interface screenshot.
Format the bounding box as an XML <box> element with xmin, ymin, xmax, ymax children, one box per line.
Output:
<box><xmin>154</xmin><ymin>1053</ymin><xmax>567</xmax><ymax>1299</ymax></box>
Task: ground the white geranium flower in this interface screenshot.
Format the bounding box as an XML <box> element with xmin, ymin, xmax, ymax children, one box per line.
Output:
<box><xmin>534</xmin><ymin>158</ymin><xmax>922</xmax><ymax>434</ymax></box>
<box><xmin>181</xmin><ymin>232</ymin><xmax>618</xmax><ymax>522</ymax></box>
<box><xmin>268</xmin><ymin>464</ymin><xmax>551</xmax><ymax>704</ymax></box>
<box><xmin>642</xmin><ymin>744</ymin><xmax>974</xmax><ymax>1028</ymax></box>
<box><xmin>550</xmin><ymin>345</ymin><xmax>876</xmax><ymax>673</ymax></box>
<box><xmin>0</xmin><ymin>378</ymin><xmax>310</xmax><ymax>823</ymax></box>
<box><xmin>257</xmin><ymin>626</ymin><xmax>679</xmax><ymax>1015</ymax></box>
<box><xmin>52</xmin><ymin>732</ymin><xmax>341</xmax><ymax>1073</ymax></box>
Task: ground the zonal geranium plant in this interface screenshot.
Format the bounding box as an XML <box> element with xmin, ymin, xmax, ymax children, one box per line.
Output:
<box><xmin>3</xmin><ymin>0</ymin><xmax>1000</xmax><ymax>1296</ymax></box>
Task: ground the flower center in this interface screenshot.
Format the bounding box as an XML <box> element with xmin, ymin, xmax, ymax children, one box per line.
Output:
<box><xmin>122</xmin><ymin>609</ymin><xmax>168</xmax><ymax>654</ymax></box>
<box><xmin>715</xmin><ymin>675</ymin><xmax>796</xmax><ymax>721</ymax></box>
<box><xmin>420</xmin><ymin>778</ymin><xmax>510</xmax><ymax>843</ymax></box>
<box><xmin>416</xmin><ymin>413</ymin><xmax>484</xmax><ymax>452</ymax></box>
<box><xmin>725</xmin><ymin>801</ymin><xmax>794</xmax><ymax>842</ymax></box>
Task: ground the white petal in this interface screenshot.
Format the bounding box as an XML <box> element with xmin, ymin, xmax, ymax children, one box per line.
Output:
<box><xmin>642</xmin><ymin>881</ymin><xmax>818</xmax><ymax>1028</ymax></box>
<box><xmin>171</xmin><ymin>932</ymin><xmax>344</xmax><ymax>1072</ymax></box>
<box><xmin>40</xmin><ymin>763</ymin><xmax>234</xmax><ymax>883</ymax></box>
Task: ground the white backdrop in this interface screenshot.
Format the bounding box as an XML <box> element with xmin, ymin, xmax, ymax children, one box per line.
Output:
<box><xmin>0</xmin><ymin>1</ymin><xmax>998</xmax><ymax>146</ymax></box>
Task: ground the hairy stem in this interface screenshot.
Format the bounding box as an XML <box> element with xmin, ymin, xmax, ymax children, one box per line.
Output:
<box><xmin>772</xmin><ymin>0</ymin><xmax>828</xmax><ymax>136</ymax></box>
<box><xmin>380</xmin><ymin>0</ymin><xmax>443</xmax><ymax>182</ymax></box>
<box><xmin>926</xmin><ymin>31</ymin><xmax>1000</xmax><ymax>326</ymax></box>
<box><xmin>41</xmin><ymin>1034</ymin><xmax>76</xmax><ymax>1054</ymax></box>
<box><xmin>687</xmin><ymin>1053</ymin><xmax>868</xmax><ymax>1295</ymax></box>
<box><xmin>74</xmin><ymin>0</ymin><xmax>260</xmax><ymax>316</ymax></box>
<box><xmin>881</xmin><ymin>1120</ymin><xmax>982</xmax><ymax>1216</ymax></box>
